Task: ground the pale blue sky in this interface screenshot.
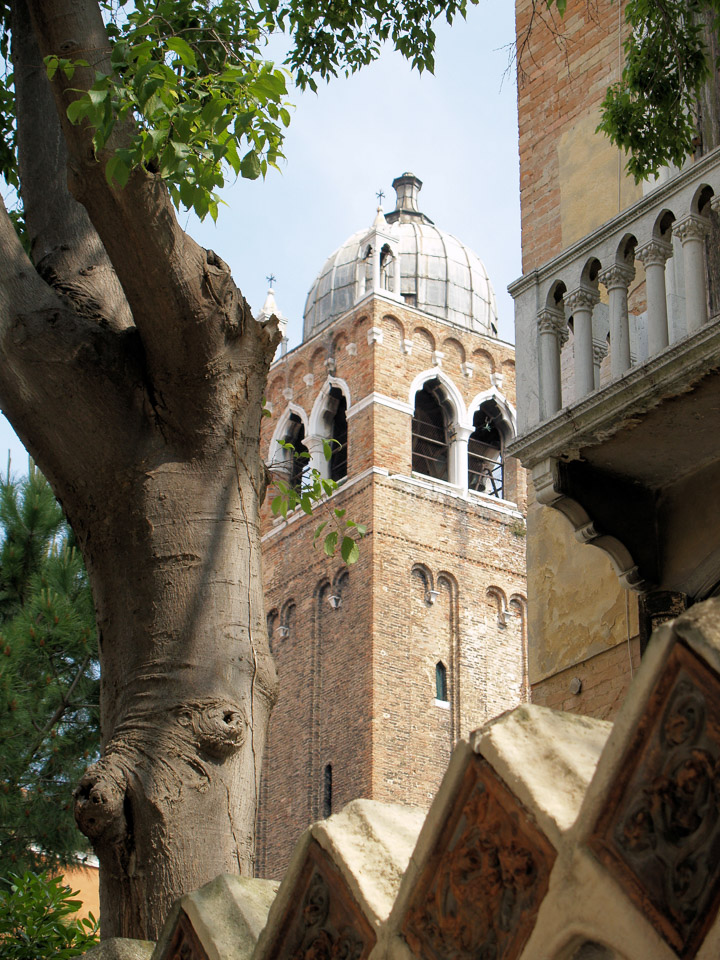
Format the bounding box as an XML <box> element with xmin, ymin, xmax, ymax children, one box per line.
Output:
<box><xmin>2</xmin><ymin>1</ymin><xmax>520</xmax><ymax>474</ymax></box>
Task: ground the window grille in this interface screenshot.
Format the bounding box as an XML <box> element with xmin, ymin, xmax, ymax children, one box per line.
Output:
<box><xmin>468</xmin><ymin>402</ymin><xmax>504</xmax><ymax>498</ymax></box>
<box><xmin>435</xmin><ymin>661</ymin><xmax>448</xmax><ymax>702</ymax></box>
<box><xmin>412</xmin><ymin>387</ymin><xmax>449</xmax><ymax>481</ymax></box>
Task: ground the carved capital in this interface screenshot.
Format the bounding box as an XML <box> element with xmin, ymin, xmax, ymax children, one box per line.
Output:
<box><xmin>673</xmin><ymin>212</ymin><xmax>710</xmax><ymax>244</ymax></box>
<box><xmin>565</xmin><ymin>286</ymin><xmax>600</xmax><ymax>315</ymax></box>
<box><xmin>537</xmin><ymin>308</ymin><xmax>568</xmax><ymax>346</ymax></box>
<box><xmin>599</xmin><ymin>262</ymin><xmax>635</xmax><ymax>291</ymax></box>
<box><xmin>636</xmin><ymin>238</ymin><xmax>673</xmax><ymax>267</ymax></box>
<box><xmin>592</xmin><ymin>339</ymin><xmax>609</xmax><ymax>366</ymax></box>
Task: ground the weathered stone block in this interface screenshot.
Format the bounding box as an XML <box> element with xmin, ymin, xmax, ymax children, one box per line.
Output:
<box><xmin>254</xmin><ymin>799</ymin><xmax>425</xmax><ymax>960</ymax></box>
<box><xmin>152</xmin><ymin>875</ymin><xmax>278</xmax><ymax>960</ymax></box>
<box><xmin>83</xmin><ymin>939</ymin><xmax>154</xmax><ymax>960</ymax></box>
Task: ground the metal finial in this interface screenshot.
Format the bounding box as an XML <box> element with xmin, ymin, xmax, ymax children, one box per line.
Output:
<box><xmin>266</xmin><ymin>273</ymin><xmax>276</xmax><ymax>286</ymax></box>
<box><xmin>376</xmin><ymin>189</ymin><xmax>385</xmax><ymax>204</ymax></box>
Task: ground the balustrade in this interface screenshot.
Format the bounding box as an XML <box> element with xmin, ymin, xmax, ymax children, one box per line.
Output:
<box><xmin>510</xmin><ymin>147</ymin><xmax>720</xmax><ymax>432</ymax></box>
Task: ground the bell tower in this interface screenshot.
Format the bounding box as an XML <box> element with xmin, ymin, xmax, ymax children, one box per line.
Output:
<box><xmin>256</xmin><ymin>175</ymin><xmax>528</xmax><ymax>879</ymax></box>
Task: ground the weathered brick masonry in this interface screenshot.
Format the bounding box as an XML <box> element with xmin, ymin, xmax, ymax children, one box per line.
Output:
<box><xmin>257</xmin><ymin>294</ymin><xmax>527</xmax><ymax>878</ymax></box>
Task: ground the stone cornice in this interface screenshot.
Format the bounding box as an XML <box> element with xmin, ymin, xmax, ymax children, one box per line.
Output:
<box><xmin>347</xmin><ymin>392</ymin><xmax>414</xmax><ymax>419</ymax></box>
<box><xmin>507</xmin><ymin>146</ymin><xmax>720</xmax><ymax>299</ymax></box>
<box><xmin>507</xmin><ymin>320</ymin><xmax>720</xmax><ymax>467</ymax></box>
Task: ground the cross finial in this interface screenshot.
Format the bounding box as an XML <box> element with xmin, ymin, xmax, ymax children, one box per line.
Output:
<box><xmin>376</xmin><ymin>189</ymin><xmax>385</xmax><ymax>204</ymax></box>
<box><xmin>266</xmin><ymin>273</ymin><xmax>276</xmax><ymax>287</ymax></box>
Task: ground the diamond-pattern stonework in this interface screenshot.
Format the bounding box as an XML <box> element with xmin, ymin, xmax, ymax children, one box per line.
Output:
<box><xmin>589</xmin><ymin>641</ymin><xmax>720</xmax><ymax>957</ymax></box>
<box><xmin>163</xmin><ymin>911</ymin><xmax>209</xmax><ymax>960</ymax></box>
<box><xmin>264</xmin><ymin>840</ymin><xmax>375</xmax><ymax>960</ymax></box>
<box><xmin>401</xmin><ymin>756</ymin><xmax>555</xmax><ymax>960</ymax></box>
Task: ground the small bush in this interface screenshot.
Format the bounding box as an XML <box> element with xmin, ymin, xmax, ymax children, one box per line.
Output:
<box><xmin>0</xmin><ymin>870</ymin><xmax>99</xmax><ymax>959</ymax></box>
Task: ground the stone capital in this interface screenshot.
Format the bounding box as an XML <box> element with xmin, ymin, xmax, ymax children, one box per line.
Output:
<box><xmin>672</xmin><ymin>213</ymin><xmax>710</xmax><ymax>244</ymax></box>
<box><xmin>599</xmin><ymin>262</ymin><xmax>635</xmax><ymax>291</ymax></box>
<box><xmin>592</xmin><ymin>338</ymin><xmax>609</xmax><ymax>365</ymax></box>
<box><xmin>537</xmin><ymin>308</ymin><xmax>568</xmax><ymax>346</ymax></box>
<box><xmin>636</xmin><ymin>238</ymin><xmax>673</xmax><ymax>267</ymax></box>
<box><xmin>564</xmin><ymin>286</ymin><xmax>600</xmax><ymax>314</ymax></box>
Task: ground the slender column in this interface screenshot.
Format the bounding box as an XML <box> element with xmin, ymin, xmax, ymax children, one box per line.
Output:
<box><xmin>565</xmin><ymin>287</ymin><xmax>599</xmax><ymax>400</ymax></box>
<box><xmin>304</xmin><ymin>434</ymin><xmax>328</xmax><ymax>479</ymax></box>
<box><xmin>537</xmin><ymin>307</ymin><xmax>567</xmax><ymax>418</ymax></box>
<box><xmin>636</xmin><ymin>239</ymin><xmax>672</xmax><ymax>356</ymax></box>
<box><xmin>372</xmin><ymin>240</ymin><xmax>381</xmax><ymax>291</ymax></box>
<box><xmin>592</xmin><ymin>339</ymin><xmax>609</xmax><ymax>390</ymax></box>
<box><xmin>599</xmin><ymin>262</ymin><xmax>634</xmax><ymax>378</ymax></box>
<box><xmin>673</xmin><ymin>214</ymin><xmax>710</xmax><ymax>334</ymax></box>
<box><xmin>450</xmin><ymin>424</ymin><xmax>473</xmax><ymax>490</ymax></box>
<box><xmin>394</xmin><ymin>250</ymin><xmax>402</xmax><ymax>298</ymax></box>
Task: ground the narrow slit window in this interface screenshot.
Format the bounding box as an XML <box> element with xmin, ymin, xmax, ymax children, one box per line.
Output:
<box><xmin>323</xmin><ymin>763</ymin><xmax>333</xmax><ymax>818</ymax></box>
<box><xmin>412</xmin><ymin>384</ymin><xmax>449</xmax><ymax>481</ymax></box>
<box><xmin>435</xmin><ymin>661</ymin><xmax>448</xmax><ymax>702</ymax></box>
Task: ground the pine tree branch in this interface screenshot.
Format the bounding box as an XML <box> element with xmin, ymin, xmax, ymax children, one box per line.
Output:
<box><xmin>22</xmin><ymin>652</ymin><xmax>93</xmax><ymax>767</ymax></box>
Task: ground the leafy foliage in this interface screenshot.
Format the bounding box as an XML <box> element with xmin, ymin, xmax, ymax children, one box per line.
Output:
<box><xmin>0</xmin><ymin>871</ymin><xmax>98</xmax><ymax>959</ymax></box>
<box><xmin>19</xmin><ymin>0</ymin><xmax>480</xmax><ymax>222</ymax></box>
<box><xmin>596</xmin><ymin>0</ymin><xmax>720</xmax><ymax>181</ymax></box>
<box><xmin>0</xmin><ymin>465</ymin><xmax>99</xmax><ymax>874</ymax></box>
<box><xmin>269</xmin><ymin>440</ymin><xmax>366</xmax><ymax>563</ymax></box>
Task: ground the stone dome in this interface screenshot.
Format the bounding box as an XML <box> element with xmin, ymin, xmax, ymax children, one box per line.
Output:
<box><xmin>302</xmin><ymin>173</ymin><xmax>498</xmax><ymax>341</ymax></box>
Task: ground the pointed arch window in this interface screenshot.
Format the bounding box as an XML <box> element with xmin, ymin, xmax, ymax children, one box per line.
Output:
<box><xmin>435</xmin><ymin>661</ymin><xmax>448</xmax><ymax>702</ymax></box>
<box><xmin>468</xmin><ymin>400</ymin><xmax>505</xmax><ymax>498</ymax></box>
<box><xmin>380</xmin><ymin>244</ymin><xmax>395</xmax><ymax>291</ymax></box>
<box><xmin>326</xmin><ymin>387</ymin><xmax>348</xmax><ymax>482</ymax></box>
<box><xmin>283</xmin><ymin>413</ymin><xmax>310</xmax><ymax>493</ymax></box>
<box><xmin>412</xmin><ymin>383</ymin><xmax>450</xmax><ymax>482</ymax></box>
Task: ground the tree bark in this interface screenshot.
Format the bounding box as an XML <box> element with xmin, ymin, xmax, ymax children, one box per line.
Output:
<box><xmin>2</xmin><ymin>0</ymin><xmax>281</xmax><ymax>939</ymax></box>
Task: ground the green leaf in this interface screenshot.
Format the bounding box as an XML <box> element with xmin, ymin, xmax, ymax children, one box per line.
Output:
<box><xmin>313</xmin><ymin>521</ymin><xmax>328</xmax><ymax>543</ymax></box>
<box><xmin>166</xmin><ymin>36</ymin><xmax>197</xmax><ymax>69</ymax></box>
<box><xmin>334</xmin><ymin>508</ymin><xmax>346</xmax><ymax>520</ymax></box>
<box><xmin>323</xmin><ymin>531</ymin><xmax>338</xmax><ymax>557</ymax></box>
<box><xmin>105</xmin><ymin>154</ymin><xmax>131</xmax><ymax>189</ymax></box>
<box><xmin>340</xmin><ymin>536</ymin><xmax>359</xmax><ymax>565</ymax></box>
<box><xmin>240</xmin><ymin>149</ymin><xmax>262</xmax><ymax>180</ymax></box>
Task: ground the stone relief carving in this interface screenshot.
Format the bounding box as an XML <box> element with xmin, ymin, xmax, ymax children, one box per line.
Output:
<box><xmin>270</xmin><ymin>842</ymin><xmax>374</xmax><ymax>960</ymax></box>
<box><xmin>163</xmin><ymin>910</ymin><xmax>209</xmax><ymax>960</ymax></box>
<box><xmin>402</xmin><ymin>757</ymin><xmax>555</xmax><ymax>960</ymax></box>
<box><xmin>589</xmin><ymin>641</ymin><xmax>720</xmax><ymax>958</ymax></box>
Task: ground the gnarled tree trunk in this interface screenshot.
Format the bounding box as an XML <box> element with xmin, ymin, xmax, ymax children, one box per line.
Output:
<box><xmin>2</xmin><ymin>0</ymin><xmax>278</xmax><ymax>939</ymax></box>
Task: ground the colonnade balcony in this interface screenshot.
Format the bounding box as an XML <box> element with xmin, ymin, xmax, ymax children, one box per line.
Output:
<box><xmin>508</xmin><ymin>146</ymin><xmax>720</xmax><ymax>600</ymax></box>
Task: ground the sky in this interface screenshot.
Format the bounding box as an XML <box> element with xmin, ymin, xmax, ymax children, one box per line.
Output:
<box><xmin>1</xmin><ymin>1</ymin><xmax>521</xmax><ymax>474</ymax></box>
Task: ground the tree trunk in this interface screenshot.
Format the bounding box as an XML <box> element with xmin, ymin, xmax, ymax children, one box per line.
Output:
<box><xmin>74</xmin><ymin>437</ymin><xmax>277</xmax><ymax>939</ymax></box>
<box><xmin>0</xmin><ymin>0</ymin><xmax>281</xmax><ymax>939</ymax></box>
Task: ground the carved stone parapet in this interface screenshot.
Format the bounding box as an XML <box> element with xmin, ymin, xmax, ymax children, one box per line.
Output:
<box><xmin>564</xmin><ymin>286</ymin><xmax>600</xmax><ymax>314</ymax></box>
<box><xmin>266</xmin><ymin>841</ymin><xmax>375</xmax><ymax>960</ymax></box>
<box><xmin>636</xmin><ymin>238</ymin><xmax>673</xmax><ymax>267</ymax></box>
<box><xmin>537</xmin><ymin>308</ymin><xmax>568</xmax><ymax>346</ymax></box>
<box><xmin>599</xmin><ymin>262</ymin><xmax>635</xmax><ymax>292</ymax></box>
<box><xmin>672</xmin><ymin>213</ymin><xmax>711</xmax><ymax>244</ymax></box>
<box><xmin>589</xmin><ymin>640</ymin><xmax>720</xmax><ymax>958</ymax></box>
<box><xmin>402</xmin><ymin>755</ymin><xmax>555</xmax><ymax>960</ymax></box>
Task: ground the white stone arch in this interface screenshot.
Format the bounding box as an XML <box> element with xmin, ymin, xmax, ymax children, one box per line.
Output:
<box><xmin>409</xmin><ymin>369</ymin><xmax>467</xmax><ymax>486</ymax></box>
<box><xmin>308</xmin><ymin>376</ymin><xmax>352</xmax><ymax>437</ymax></box>
<box><xmin>466</xmin><ymin>387</ymin><xmax>517</xmax><ymax>435</ymax></box>
<box><xmin>268</xmin><ymin>402</ymin><xmax>309</xmax><ymax>468</ymax></box>
<box><xmin>408</xmin><ymin>368</ymin><xmax>467</xmax><ymax>425</ymax></box>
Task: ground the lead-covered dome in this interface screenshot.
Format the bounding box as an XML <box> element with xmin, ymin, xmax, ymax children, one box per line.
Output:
<box><xmin>302</xmin><ymin>173</ymin><xmax>498</xmax><ymax>341</ymax></box>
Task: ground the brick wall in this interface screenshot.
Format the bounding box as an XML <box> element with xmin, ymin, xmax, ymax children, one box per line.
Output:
<box><xmin>256</xmin><ymin>295</ymin><xmax>528</xmax><ymax>877</ymax></box>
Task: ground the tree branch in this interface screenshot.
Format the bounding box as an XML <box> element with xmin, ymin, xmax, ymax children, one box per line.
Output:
<box><xmin>12</xmin><ymin>0</ymin><xmax>133</xmax><ymax>334</ymax></box>
<box><xmin>22</xmin><ymin>0</ymin><xmax>241</xmax><ymax>402</ymax></box>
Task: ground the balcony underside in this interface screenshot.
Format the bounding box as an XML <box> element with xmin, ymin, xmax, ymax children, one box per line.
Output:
<box><xmin>508</xmin><ymin>323</ymin><xmax>720</xmax><ymax>597</ymax></box>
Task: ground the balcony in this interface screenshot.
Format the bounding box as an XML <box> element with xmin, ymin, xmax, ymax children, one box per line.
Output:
<box><xmin>508</xmin><ymin>147</ymin><xmax>720</xmax><ymax>598</ymax></box>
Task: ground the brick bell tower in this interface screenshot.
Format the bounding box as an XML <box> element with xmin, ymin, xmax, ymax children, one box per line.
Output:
<box><xmin>256</xmin><ymin>174</ymin><xmax>528</xmax><ymax>879</ymax></box>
